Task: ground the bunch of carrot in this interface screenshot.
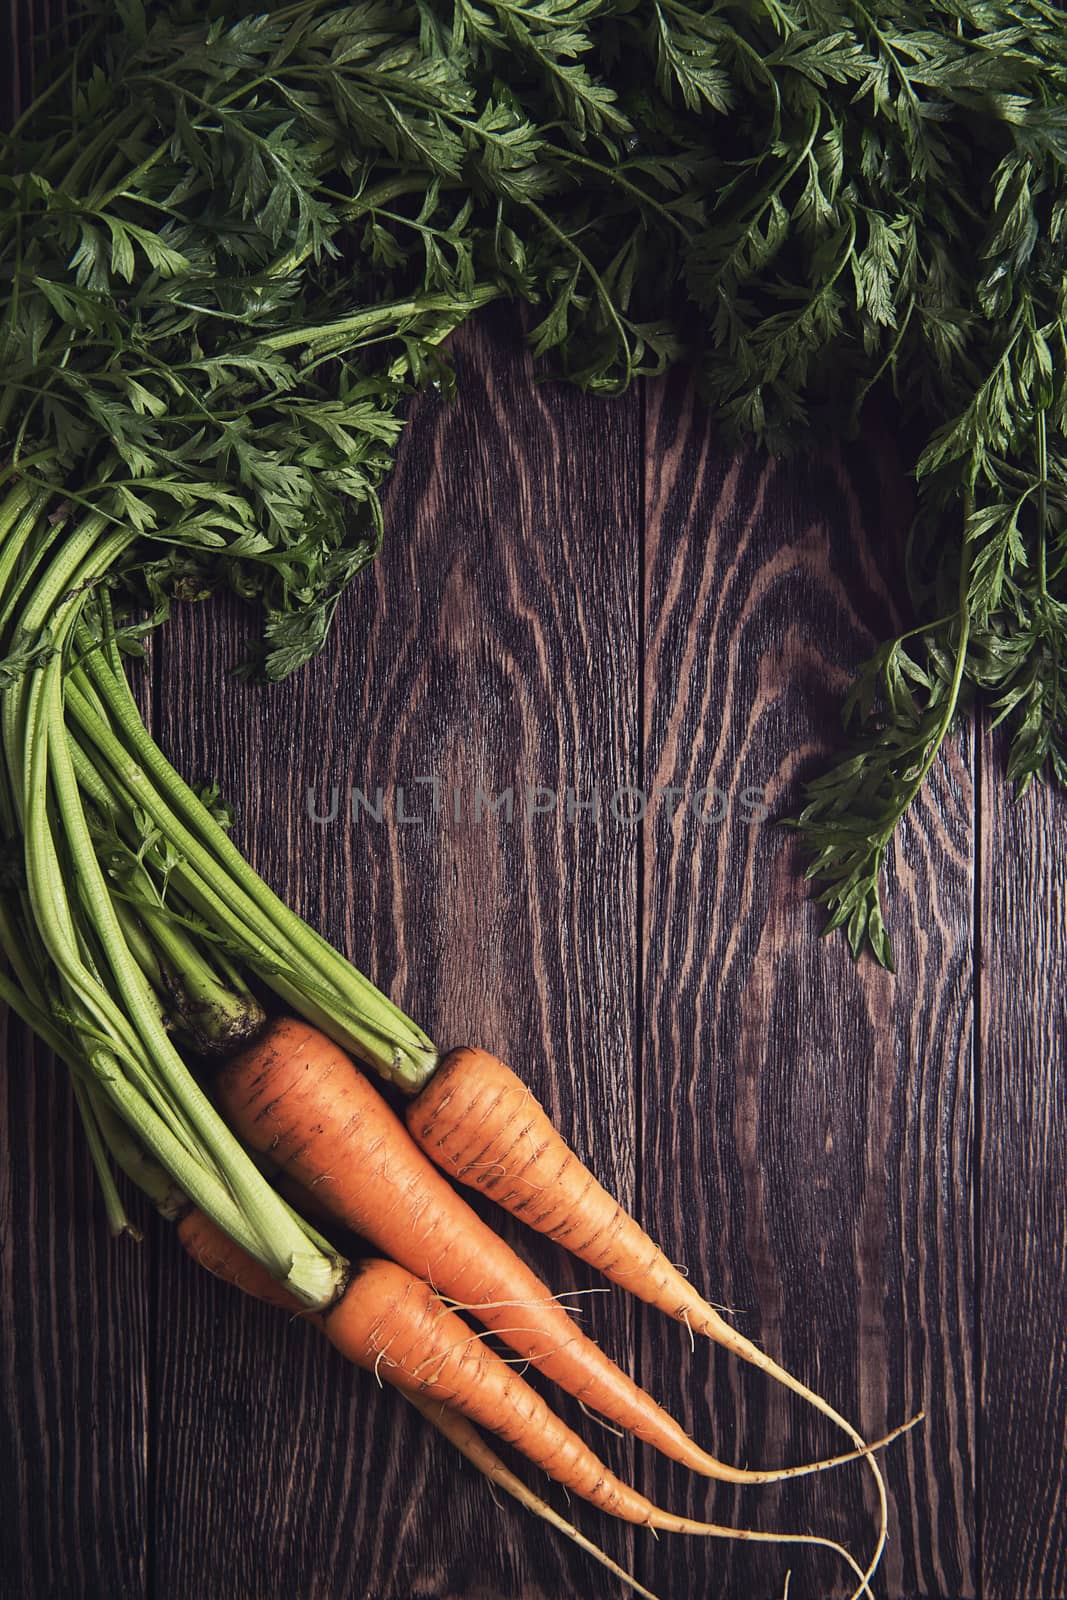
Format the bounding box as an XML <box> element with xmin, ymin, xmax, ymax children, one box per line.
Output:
<box><xmin>0</xmin><ymin>533</ymin><xmax>913</xmax><ymax>1593</ymax></box>
<box><xmin>0</xmin><ymin>1</ymin><xmax>918</xmax><ymax>1590</ymax></box>
<box><xmin>0</xmin><ymin>592</ymin><xmax>912</xmax><ymax>1587</ymax></box>
<box><xmin>195</xmin><ymin>1017</ymin><xmax>911</xmax><ymax>1596</ymax></box>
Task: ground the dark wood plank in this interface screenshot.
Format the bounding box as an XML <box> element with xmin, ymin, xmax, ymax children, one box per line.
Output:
<box><xmin>0</xmin><ymin>1021</ymin><xmax>150</xmax><ymax>1600</ymax></box>
<box><xmin>980</xmin><ymin>727</ymin><xmax>1067</xmax><ymax>1599</ymax></box>
<box><xmin>637</xmin><ymin>375</ymin><xmax>977</xmax><ymax>1599</ymax></box>
<box><xmin>4</xmin><ymin>0</ymin><xmax>76</xmax><ymax>125</ymax></box>
<box><xmin>151</xmin><ymin>306</ymin><xmax>644</xmax><ymax>1599</ymax></box>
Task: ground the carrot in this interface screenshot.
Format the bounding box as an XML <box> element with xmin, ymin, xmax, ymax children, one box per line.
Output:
<box><xmin>406</xmin><ymin>1398</ymin><xmax>664</xmax><ymax>1600</ymax></box>
<box><xmin>216</xmin><ymin>1019</ymin><xmax>878</xmax><ymax>1490</ymax></box>
<box><xmin>177</xmin><ymin>1208</ymin><xmax>663</xmax><ymax>1600</ymax></box>
<box><xmin>175</xmin><ymin>1207</ymin><xmax>870</xmax><ymax>1595</ymax></box>
<box><xmin>406</xmin><ymin>1047</ymin><xmax>877</xmax><ymax>1423</ymax></box>
<box><xmin>177</xmin><ymin>1204</ymin><xmax>319</xmax><ymax>1314</ymax></box>
<box><xmin>325</xmin><ymin>1259</ymin><xmax>862</xmax><ymax>1546</ymax></box>
<box><xmin>406</xmin><ymin>1046</ymin><xmax>905</xmax><ymax>1585</ymax></box>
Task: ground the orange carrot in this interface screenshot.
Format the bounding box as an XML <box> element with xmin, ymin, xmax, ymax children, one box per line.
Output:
<box><xmin>175</xmin><ymin>1207</ymin><xmax>870</xmax><ymax>1592</ymax></box>
<box><xmin>325</xmin><ymin>1259</ymin><xmax>854</xmax><ymax>1541</ymax></box>
<box><xmin>216</xmin><ymin>1019</ymin><xmax>875</xmax><ymax>1490</ymax></box>
<box><xmin>177</xmin><ymin>1204</ymin><xmax>320</xmax><ymax>1314</ymax></box>
<box><xmin>407</xmin><ymin>1046</ymin><xmax>902</xmax><ymax>1586</ymax></box>
<box><xmin>177</xmin><ymin>1208</ymin><xmax>665</xmax><ymax>1600</ymax></box>
<box><xmin>406</xmin><ymin>1047</ymin><xmax>871</xmax><ymax>1424</ymax></box>
<box><xmin>403</xmin><ymin>1396</ymin><xmax>664</xmax><ymax>1600</ymax></box>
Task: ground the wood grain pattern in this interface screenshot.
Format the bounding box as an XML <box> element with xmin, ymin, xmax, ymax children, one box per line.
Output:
<box><xmin>4</xmin><ymin>0</ymin><xmax>73</xmax><ymax>121</ymax></box>
<box><xmin>636</xmin><ymin>377</ymin><xmax>977</xmax><ymax>1600</ymax></box>
<box><xmin>0</xmin><ymin>1022</ymin><xmax>150</xmax><ymax>1600</ymax></box>
<box><xmin>3</xmin><ymin>8</ymin><xmax>1067</xmax><ymax>1586</ymax></box>
<box><xmin>980</xmin><ymin>725</ymin><xmax>1067</xmax><ymax>1600</ymax></box>
<box><xmin>150</xmin><ymin>308</ymin><xmax>644</xmax><ymax>1600</ymax></box>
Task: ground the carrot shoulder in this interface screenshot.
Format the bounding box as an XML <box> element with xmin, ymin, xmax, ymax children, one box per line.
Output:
<box><xmin>215</xmin><ymin>1019</ymin><xmax>873</xmax><ymax>1490</ymax></box>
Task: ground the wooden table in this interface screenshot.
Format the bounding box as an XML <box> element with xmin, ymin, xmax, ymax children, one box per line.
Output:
<box><xmin>3</xmin><ymin>305</ymin><xmax>1065</xmax><ymax>1600</ymax></box>
<box><xmin>3</xmin><ymin>26</ymin><xmax>1066</xmax><ymax>1600</ymax></box>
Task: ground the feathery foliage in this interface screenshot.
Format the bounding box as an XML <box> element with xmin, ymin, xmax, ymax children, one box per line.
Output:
<box><xmin>2</xmin><ymin>0</ymin><xmax>1066</xmax><ymax>962</ymax></box>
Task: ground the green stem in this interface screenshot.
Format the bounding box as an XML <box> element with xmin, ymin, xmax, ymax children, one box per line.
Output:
<box><xmin>0</xmin><ymin>521</ymin><xmax>345</xmax><ymax>1302</ymax></box>
<box><xmin>91</xmin><ymin>1091</ymin><xmax>191</xmax><ymax>1222</ymax></box>
<box><xmin>42</xmin><ymin>659</ymin><xmax>341</xmax><ymax>1301</ymax></box>
<box><xmin>80</xmin><ymin>774</ymin><xmax>264</xmax><ymax>1052</ymax></box>
<box><xmin>111</xmin><ymin>892</ymin><xmax>168</xmax><ymax>993</ymax></box>
<box><xmin>68</xmin><ymin>769</ymin><xmax>335</xmax><ymax>1287</ymax></box>
<box><xmin>135</xmin><ymin>895</ymin><xmax>267</xmax><ymax>1055</ymax></box>
<box><xmin>1</xmin><ymin>515</ymin><xmax>124</xmax><ymax>830</ymax></box>
<box><xmin>72</xmin><ymin>1074</ymin><xmax>136</xmax><ymax>1237</ymax></box>
<box><xmin>0</xmin><ymin>499</ymin><xmax>71</xmax><ymax>649</ymax></box>
<box><xmin>876</xmin><ymin>517</ymin><xmax>974</xmax><ymax>849</ymax></box>
<box><xmin>84</xmin><ymin>1037</ymin><xmax>289</xmax><ymax>1267</ymax></box>
<box><xmin>66</xmin><ymin>698</ymin><xmax>314</xmax><ymax>976</ymax></box>
<box><xmin>257</xmin><ymin>285</ymin><xmax>501</xmax><ymax>357</ymax></box>
<box><xmin>0</xmin><ymin>478</ymin><xmax>46</xmax><ymax>553</ymax></box>
<box><xmin>66</xmin><ymin>671</ymin><xmax>416</xmax><ymax>1054</ymax></box>
<box><xmin>73</xmin><ymin>636</ymin><xmax>437</xmax><ymax>1087</ymax></box>
<box><xmin>69</xmin><ymin>731</ymin><xmax>119</xmax><ymax>811</ymax></box>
